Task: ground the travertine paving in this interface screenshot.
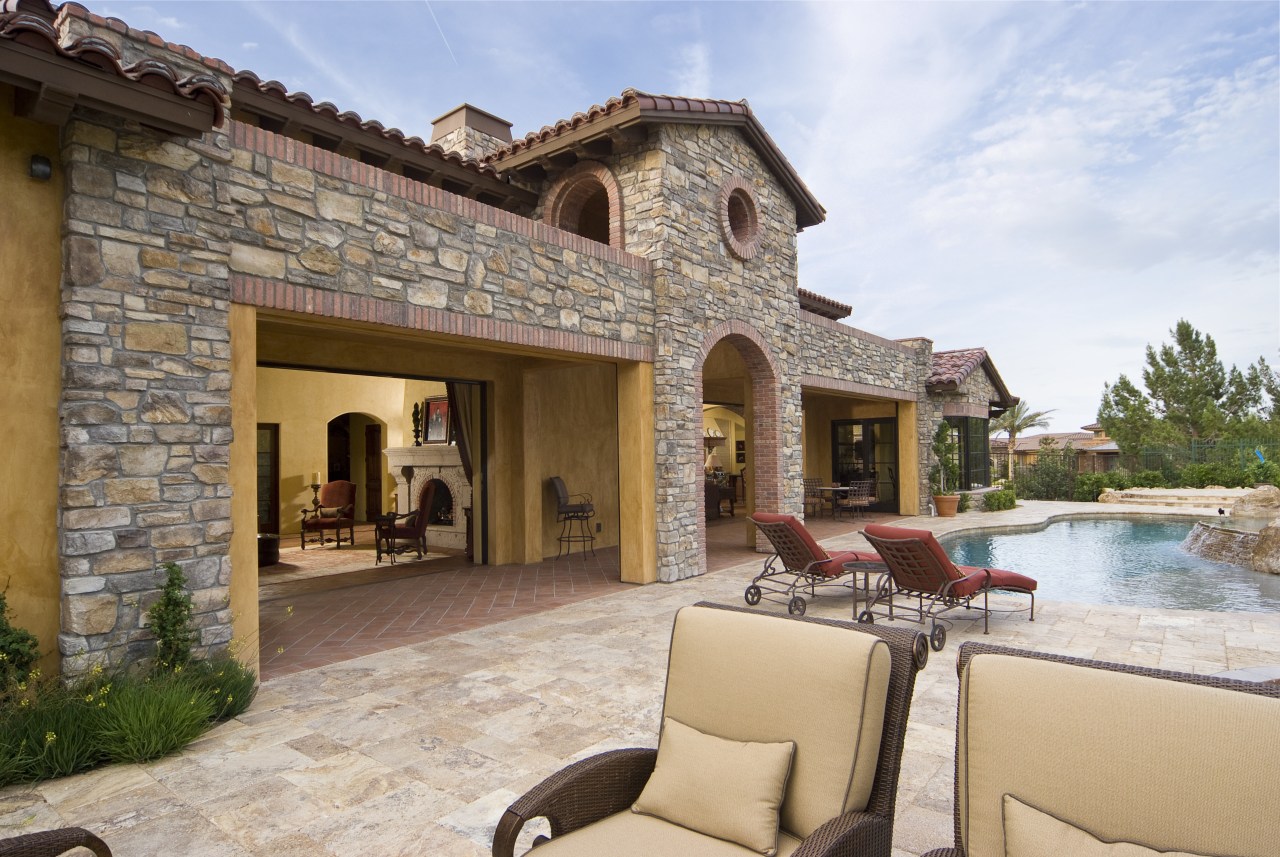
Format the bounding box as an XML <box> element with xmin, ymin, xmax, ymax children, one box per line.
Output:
<box><xmin>3</xmin><ymin>502</ymin><xmax>1276</xmax><ymax>856</ymax></box>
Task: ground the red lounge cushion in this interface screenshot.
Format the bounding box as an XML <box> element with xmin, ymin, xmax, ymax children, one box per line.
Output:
<box><xmin>863</xmin><ymin>523</ymin><xmax>959</xmax><ymax>580</ymax></box>
<box><xmin>950</xmin><ymin>566</ymin><xmax>1038</xmax><ymax>597</ymax></box>
<box><xmin>751</xmin><ymin>513</ymin><xmax>880</xmax><ymax>577</ymax></box>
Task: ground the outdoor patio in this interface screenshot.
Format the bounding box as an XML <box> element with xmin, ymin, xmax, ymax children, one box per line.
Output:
<box><xmin>3</xmin><ymin>501</ymin><xmax>1279</xmax><ymax>856</ymax></box>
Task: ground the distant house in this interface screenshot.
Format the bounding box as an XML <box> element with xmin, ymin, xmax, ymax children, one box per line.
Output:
<box><xmin>991</xmin><ymin>424</ymin><xmax>1121</xmax><ymax>473</ymax></box>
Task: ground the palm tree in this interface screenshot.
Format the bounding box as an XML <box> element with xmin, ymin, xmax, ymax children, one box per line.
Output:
<box><xmin>991</xmin><ymin>401</ymin><xmax>1055</xmax><ymax>482</ymax></box>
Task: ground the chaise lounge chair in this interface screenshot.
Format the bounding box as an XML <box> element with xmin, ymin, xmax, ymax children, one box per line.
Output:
<box><xmin>492</xmin><ymin>602</ymin><xmax>930</xmax><ymax>857</ymax></box>
<box><xmin>746</xmin><ymin>512</ymin><xmax>883</xmax><ymax>615</ymax></box>
<box><xmin>858</xmin><ymin>524</ymin><xmax>1036</xmax><ymax>651</ymax></box>
<box><xmin>922</xmin><ymin>642</ymin><xmax>1280</xmax><ymax>857</ymax></box>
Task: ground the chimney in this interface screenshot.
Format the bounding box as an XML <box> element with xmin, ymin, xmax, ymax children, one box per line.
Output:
<box><xmin>429</xmin><ymin>104</ymin><xmax>513</xmax><ymax>161</ymax></box>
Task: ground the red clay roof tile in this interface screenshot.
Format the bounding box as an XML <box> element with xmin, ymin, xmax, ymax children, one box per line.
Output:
<box><xmin>231</xmin><ymin>70</ymin><xmax>502</xmax><ymax>180</ymax></box>
<box><xmin>0</xmin><ymin>3</ymin><xmax>227</xmax><ymax>125</ymax></box>
<box><xmin>487</xmin><ymin>88</ymin><xmax>825</xmax><ymax>230</ymax></box>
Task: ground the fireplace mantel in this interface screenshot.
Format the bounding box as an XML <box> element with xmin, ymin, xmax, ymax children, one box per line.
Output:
<box><xmin>383</xmin><ymin>446</ymin><xmax>471</xmax><ymax>551</ymax></box>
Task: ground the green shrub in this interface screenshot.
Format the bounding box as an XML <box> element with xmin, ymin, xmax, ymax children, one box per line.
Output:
<box><xmin>1074</xmin><ymin>473</ymin><xmax>1107</xmax><ymax>502</ymax></box>
<box><xmin>185</xmin><ymin>655</ymin><xmax>258</xmax><ymax>721</ymax></box>
<box><xmin>957</xmin><ymin>492</ymin><xmax>972</xmax><ymax>513</ymax></box>
<box><xmin>0</xmin><ymin>592</ymin><xmax>39</xmax><ymax>689</ymax></box>
<box><xmin>92</xmin><ymin>670</ymin><xmax>214</xmax><ymax>763</ymax></box>
<box><xmin>0</xmin><ymin>677</ymin><xmax>100</xmax><ymax>783</ymax></box>
<box><xmin>1244</xmin><ymin>459</ymin><xmax>1280</xmax><ymax>486</ymax></box>
<box><xmin>1132</xmin><ymin>469</ymin><xmax>1167</xmax><ymax>488</ymax></box>
<box><xmin>983</xmin><ymin>488</ymin><xmax>1017</xmax><ymax>511</ymax></box>
<box><xmin>147</xmin><ymin>562</ymin><xmax>196</xmax><ymax>670</ymax></box>
<box><xmin>1176</xmin><ymin>462</ymin><xmax>1245</xmax><ymax>489</ymax></box>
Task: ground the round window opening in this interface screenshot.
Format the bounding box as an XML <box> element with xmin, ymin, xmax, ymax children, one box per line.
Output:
<box><xmin>720</xmin><ymin>180</ymin><xmax>761</xmax><ymax>260</ymax></box>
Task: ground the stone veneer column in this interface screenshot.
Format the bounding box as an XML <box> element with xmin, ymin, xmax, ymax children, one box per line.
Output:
<box><xmin>58</xmin><ymin>109</ymin><xmax>235</xmax><ymax>674</ymax></box>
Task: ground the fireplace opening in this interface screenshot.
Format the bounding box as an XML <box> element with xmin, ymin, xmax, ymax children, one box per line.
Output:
<box><xmin>425</xmin><ymin>478</ymin><xmax>454</xmax><ymax>525</ymax></box>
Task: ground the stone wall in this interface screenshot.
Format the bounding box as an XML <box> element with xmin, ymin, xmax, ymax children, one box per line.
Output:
<box><xmin>626</xmin><ymin>124</ymin><xmax>805</xmax><ymax>580</ymax></box>
<box><xmin>59</xmin><ymin>108</ymin><xmax>236</xmax><ymax>672</ymax></box>
<box><xmin>55</xmin><ymin>109</ymin><xmax>657</xmax><ymax>674</ymax></box>
<box><xmin>226</xmin><ymin>122</ymin><xmax>654</xmax><ymax>348</ymax></box>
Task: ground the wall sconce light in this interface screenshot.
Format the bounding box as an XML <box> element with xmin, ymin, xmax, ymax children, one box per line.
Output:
<box><xmin>29</xmin><ymin>155</ymin><xmax>52</xmax><ymax>181</ymax></box>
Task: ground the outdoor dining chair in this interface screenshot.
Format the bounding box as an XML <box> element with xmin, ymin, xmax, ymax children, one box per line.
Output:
<box><xmin>492</xmin><ymin>602</ymin><xmax>930</xmax><ymax>857</ymax></box>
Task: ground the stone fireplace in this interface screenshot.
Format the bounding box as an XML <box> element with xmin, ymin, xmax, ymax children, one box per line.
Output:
<box><xmin>384</xmin><ymin>445</ymin><xmax>471</xmax><ymax>552</ymax></box>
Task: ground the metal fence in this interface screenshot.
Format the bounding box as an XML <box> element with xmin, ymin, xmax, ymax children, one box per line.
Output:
<box><xmin>990</xmin><ymin>438</ymin><xmax>1277</xmax><ymax>497</ymax></box>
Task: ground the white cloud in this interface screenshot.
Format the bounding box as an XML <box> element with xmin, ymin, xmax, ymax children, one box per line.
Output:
<box><xmin>673</xmin><ymin>42</ymin><xmax>712</xmax><ymax>97</ymax></box>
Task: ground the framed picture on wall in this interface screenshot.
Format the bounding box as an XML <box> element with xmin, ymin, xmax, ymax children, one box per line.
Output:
<box><xmin>424</xmin><ymin>397</ymin><xmax>450</xmax><ymax>443</ymax></box>
<box><xmin>736</xmin><ymin>452</ymin><xmax>746</xmax><ymax>464</ymax></box>
<box><xmin>735</xmin><ymin>440</ymin><xmax>745</xmax><ymax>452</ymax></box>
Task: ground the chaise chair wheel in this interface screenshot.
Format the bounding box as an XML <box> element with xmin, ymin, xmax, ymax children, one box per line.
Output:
<box><xmin>788</xmin><ymin>596</ymin><xmax>807</xmax><ymax>616</ymax></box>
<box><xmin>744</xmin><ymin>585</ymin><xmax>762</xmax><ymax>606</ymax></box>
<box><xmin>857</xmin><ymin>610</ymin><xmax>875</xmax><ymax>624</ymax></box>
<box><xmin>912</xmin><ymin>633</ymin><xmax>930</xmax><ymax>669</ymax></box>
<box><xmin>930</xmin><ymin>624</ymin><xmax>947</xmax><ymax>652</ymax></box>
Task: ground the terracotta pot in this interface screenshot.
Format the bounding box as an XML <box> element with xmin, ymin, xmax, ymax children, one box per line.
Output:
<box><xmin>933</xmin><ymin>494</ymin><xmax>960</xmax><ymax>517</ymax></box>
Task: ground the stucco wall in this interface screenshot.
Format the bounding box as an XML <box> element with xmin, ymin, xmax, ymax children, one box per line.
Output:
<box><xmin>256</xmin><ymin>368</ymin><xmax>429</xmax><ymax>534</ymax></box>
<box><xmin>0</xmin><ymin>86</ymin><xmax>64</xmax><ymax>671</ymax></box>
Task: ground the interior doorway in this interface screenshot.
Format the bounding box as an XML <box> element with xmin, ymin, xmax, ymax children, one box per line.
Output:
<box><xmin>832</xmin><ymin>419</ymin><xmax>898</xmax><ymax>512</ymax></box>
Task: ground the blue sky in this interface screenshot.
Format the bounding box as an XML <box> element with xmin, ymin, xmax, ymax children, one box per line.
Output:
<box><xmin>105</xmin><ymin>1</ymin><xmax>1279</xmax><ymax>433</ymax></box>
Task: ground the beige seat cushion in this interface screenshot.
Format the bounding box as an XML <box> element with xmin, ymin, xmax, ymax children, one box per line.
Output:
<box><xmin>1003</xmin><ymin>795</ymin><xmax>1220</xmax><ymax>857</ymax></box>
<box><xmin>959</xmin><ymin>654</ymin><xmax>1280</xmax><ymax>857</ymax></box>
<box><xmin>529</xmin><ymin>810</ymin><xmax>803</xmax><ymax>857</ymax></box>
<box><xmin>633</xmin><ymin>717</ymin><xmax>795</xmax><ymax>855</ymax></box>
<box><xmin>662</xmin><ymin>605</ymin><xmax>891</xmax><ymax>839</ymax></box>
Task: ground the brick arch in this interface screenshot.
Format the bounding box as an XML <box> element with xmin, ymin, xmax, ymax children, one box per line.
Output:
<box><xmin>696</xmin><ymin>321</ymin><xmax>784</xmax><ymax>565</ymax></box>
<box><xmin>543</xmin><ymin>160</ymin><xmax>624</xmax><ymax>249</ymax></box>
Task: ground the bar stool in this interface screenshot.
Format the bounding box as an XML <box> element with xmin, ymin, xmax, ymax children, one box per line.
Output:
<box><xmin>550</xmin><ymin>476</ymin><xmax>595</xmax><ymax>558</ymax></box>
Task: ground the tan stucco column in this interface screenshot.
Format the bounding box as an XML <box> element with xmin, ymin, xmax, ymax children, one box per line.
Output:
<box><xmin>617</xmin><ymin>362</ymin><xmax>657</xmax><ymax>583</ymax></box>
<box><xmin>897</xmin><ymin>400</ymin><xmax>920</xmax><ymax>516</ymax></box>
<box><xmin>0</xmin><ymin>91</ymin><xmax>63</xmax><ymax>672</ymax></box>
<box><xmin>228</xmin><ymin>303</ymin><xmax>260</xmax><ymax>671</ymax></box>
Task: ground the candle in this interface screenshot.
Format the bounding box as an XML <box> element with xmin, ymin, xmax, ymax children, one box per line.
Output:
<box><xmin>311</xmin><ymin>471</ymin><xmax>321</xmax><ymax>485</ymax></box>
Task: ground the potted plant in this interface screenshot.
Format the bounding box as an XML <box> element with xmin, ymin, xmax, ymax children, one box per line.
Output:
<box><xmin>931</xmin><ymin>421</ymin><xmax>961</xmax><ymax>517</ymax></box>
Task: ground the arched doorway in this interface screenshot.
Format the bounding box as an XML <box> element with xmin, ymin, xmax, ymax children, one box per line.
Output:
<box><xmin>696</xmin><ymin>322</ymin><xmax>787</xmax><ymax>574</ymax></box>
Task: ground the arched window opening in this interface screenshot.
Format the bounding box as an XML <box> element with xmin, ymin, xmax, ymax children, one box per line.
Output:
<box><xmin>543</xmin><ymin>161</ymin><xmax>623</xmax><ymax>249</ymax></box>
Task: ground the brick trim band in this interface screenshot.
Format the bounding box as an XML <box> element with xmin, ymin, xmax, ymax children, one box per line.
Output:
<box><xmin>229</xmin><ymin>121</ymin><xmax>649</xmax><ymax>273</ymax></box>
<box><xmin>799</xmin><ymin>374</ymin><xmax>918</xmax><ymax>402</ymax></box>
<box><xmin>232</xmin><ymin>276</ymin><xmax>655</xmax><ymax>363</ymax></box>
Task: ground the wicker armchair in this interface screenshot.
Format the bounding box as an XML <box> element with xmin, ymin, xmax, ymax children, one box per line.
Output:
<box><xmin>0</xmin><ymin>827</ymin><xmax>111</xmax><ymax>856</ymax></box>
<box><xmin>493</xmin><ymin>601</ymin><xmax>929</xmax><ymax>857</ymax></box>
<box><xmin>921</xmin><ymin>642</ymin><xmax>1280</xmax><ymax>857</ymax></box>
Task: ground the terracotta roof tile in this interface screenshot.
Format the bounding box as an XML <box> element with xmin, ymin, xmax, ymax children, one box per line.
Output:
<box><xmin>485</xmin><ymin>88</ymin><xmax>825</xmax><ymax>230</ymax></box>
<box><xmin>928</xmin><ymin>348</ymin><xmax>988</xmax><ymax>388</ymax></box>
<box><xmin>0</xmin><ymin>2</ymin><xmax>227</xmax><ymax>124</ymax></box>
<box><xmin>232</xmin><ymin>70</ymin><xmax>501</xmax><ymax>179</ymax></box>
<box><xmin>797</xmin><ymin>288</ymin><xmax>852</xmax><ymax>320</ymax></box>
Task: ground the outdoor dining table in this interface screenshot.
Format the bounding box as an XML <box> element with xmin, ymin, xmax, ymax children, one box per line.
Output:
<box><xmin>816</xmin><ymin>485</ymin><xmax>850</xmax><ymax>518</ymax></box>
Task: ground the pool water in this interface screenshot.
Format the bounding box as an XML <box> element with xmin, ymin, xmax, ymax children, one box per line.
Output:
<box><xmin>945</xmin><ymin>518</ymin><xmax>1280</xmax><ymax>612</ymax></box>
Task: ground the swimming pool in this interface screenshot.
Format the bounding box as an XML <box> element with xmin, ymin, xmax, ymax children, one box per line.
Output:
<box><xmin>945</xmin><ymin>518</ymin><xmax>1280</xmax><ymax>612</ymax></box>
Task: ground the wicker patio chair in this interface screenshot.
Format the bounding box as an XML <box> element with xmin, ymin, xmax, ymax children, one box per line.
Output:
<box><xmin>0</xmin><ymin>827</ymin><xmax>111</xmax><ymax>857</ymax></box>
<box><xmin>922</xmin><ymin>642</ymin><xmax>1280</xmax><ymax>857</ymax></box>
<box><xmin>745</xmin><ymin>512</ymin><xmax>883</xmax><ymax>616</ymax></box>
<box><xmin>859</xmin><ymin>524</ymin><xmax>1035</xmax><ymax>651</ymax></box>
<box><xmin>492</xmin><ymin>602</ymin><xmax>930</xmax><ymax>857</ymax></box>
<box><xmin>802</xmin><ymin>477</ymin><xmax>824</xmax><ymax>518</ymax></box>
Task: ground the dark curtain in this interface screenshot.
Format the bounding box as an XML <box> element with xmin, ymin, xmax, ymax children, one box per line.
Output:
<box><xmin>446</xmin><ymin>382</ymin><xmax>474</xmax><ymax>482</ymax></box>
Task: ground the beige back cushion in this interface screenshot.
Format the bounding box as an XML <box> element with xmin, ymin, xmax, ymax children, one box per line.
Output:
<box><xmin>662</xmin><ymin>606</ymin><xmax>891</xmax><ymax>839</ymax></box>
<box><xmin>959</xmin><ymin>654</ymin><xmax>1280</xmax><ymax>857</ymax></box>
<box><xmin>1003</xmin><ymin>795</ymin><xmax>1218</xmax><ymax>857</ymax></box>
